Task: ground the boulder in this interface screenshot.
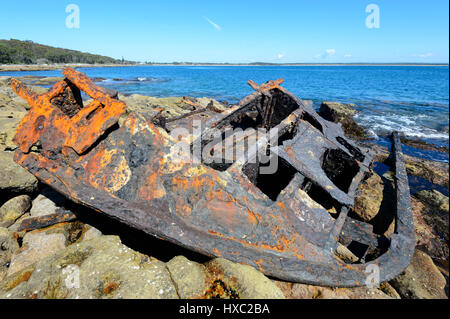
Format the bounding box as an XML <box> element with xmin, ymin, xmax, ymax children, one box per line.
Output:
<box><xmin>274</xmin><ymin>281</ymin><xmax>393</xmax><ymax>299</ymax></box>
<box><xmin>0</xmin><ymin>236</ymin><xmax>178</xmax><ymax>299</ymax></box>
<box><xmin>30</xmin><ymin>188</ymin><xmax>66</xmax><ymax>218</ymax></box>
<box><xmin>0</xmin><ymin>109</ymin><xmax>26</xmax><ymax>151</ymax></box>
<box><xmin>404</xmin><ymin>155</ymin><xmax>449</xmax><ymax>187</ymax></box>
<box><xmin>0</xmin><ymin>227</ymin><xmax>19</xmax><ymax>281</ymax></box>
<box><xmin>412</xmin><ymin>191</ymin><xmax>449</xmax><ymax>260</ymax></box>
<box><xmin>352</xmin><ymin>171</ymin><xmax>384</xmax><ymax>221</ymax></box>
<box><xmin>351</xmin><ymin>170</ymin><xmax>396</xmax><ymax>235</ymax></box>
<box><xmin>7</xmin><ymin>228</ymin><xmax>67</xmax><ymax>276</ymax></box>
<box><xmin>400</xmin><ymin>137</ymin><xmax>448</xmax><ymax>154</ymax></box>
<box><xmin>0</xmin><ymin>151</ymin><xmax>38</xmax><ymax>197</ymax></box>
<box><xmin>416</xmin><ymin>190</ymin><xmax>449</xmax><ymax>214</ymax></box>
<box><xmin>118</xmin><ymin>94</ymin><xmax>227</xmax><ymax>119</ymax></box>
<box><xmin>7</xmin><ymin>212</ymin><xmax>30</xmax><ymax>238</ymax></box>
<box><xmin>0</xmin><ymin>93</ymin><xmax>12</xmax><ymax>107</ymax></box>
<box><xmin>379</xmin><ymin>282</ymin><xmax>401</xmax><ymax>299</ymax></box>
<box><xmin>389</xmin><ymin>249</ymin><xmax>447</xmax><ymax>299</ymax></box>
<box><xmin>79</xmin><ymin>225</ymin><xmax>102</xmax><ymax>242</ymax></box>
<box><xmin>167</xmin><ymin>256</ymin><xmax>285</xmax><ymax>299</ymax></box>
<box><xmin>203</xmin><ymin>258</ymin><xmax>284</xmax><ymax>299</ymax></box>
<box><xmin>335</xmin><ymin>243</ymin><xmax>359</xmax><ymax>264</ymax></box>
<box><xmin>0</xmin><ymin>195</ymin><xmax>31</xmax><ymax>228</ymax></box>
<box><xmin>166</xmin><ymin>255</ymin><xmax>209</xmax><ymax>298</ymax></box>
<box><xmin>318</xmin><ymin>102</ymin><xmax>366</xmax><ymax>140</ymax></box>
<box><xmin>411</xmin><ymin>196</ymin><xmax>448</xmax><ymax>260</ymax></box>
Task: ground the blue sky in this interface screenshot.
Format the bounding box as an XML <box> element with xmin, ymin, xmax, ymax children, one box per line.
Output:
<box><xmin>0</xmin><ymin>0</ymin><xmax>448</xmax><ymax>63</ymax></box>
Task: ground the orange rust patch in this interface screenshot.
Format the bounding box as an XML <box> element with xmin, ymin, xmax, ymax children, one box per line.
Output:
<box><xmin>246</xmin><ymin>208</ymin><xmax>258</xmax><ymax>225</ymax></box>
<box><xmin>103</xmin><ymin>282</ymin><xmax>118</xmax><ymax>295</ymax></box>
<box><xmin>139</xmin><ymin>173</ymin><xmax>166</xmax><ymax>200</ymax></box>
<box><xmin>254</xmin><ymin>259</ymin><xmax>264</xmax><ymax>272</ymax></box>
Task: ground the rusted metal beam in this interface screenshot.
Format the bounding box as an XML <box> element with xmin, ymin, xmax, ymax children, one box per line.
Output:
<box><xmin>18</xmin><ymin>210</ymin><xmax>77</xmax><ymax>232</ymax></box>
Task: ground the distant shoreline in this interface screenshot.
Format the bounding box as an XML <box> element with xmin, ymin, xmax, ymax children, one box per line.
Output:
<box><xmin>0</xmin><ymin>63</ymin><xmax>137</xmax><ymax>72</ymax></box>
<box><xmin>1</xmin><ymin>62</ymin><xmax>448</xmax><ymax>72</ymax></box>
<box><xmin>144</xmin><ymin>63</ymin><xmax>449</xmax><ymax>67</ymax></box>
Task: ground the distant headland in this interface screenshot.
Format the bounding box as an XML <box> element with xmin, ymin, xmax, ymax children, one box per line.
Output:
<box><xmin>0</xmin><ymin>39</ymin><xmax>447</xmax><ymax>72</ymax></box>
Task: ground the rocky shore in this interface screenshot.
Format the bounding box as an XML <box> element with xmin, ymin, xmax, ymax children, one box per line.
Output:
<box><xmin>0</xmin><ymin>76</ymin><xmax>448</xmax><ymax>299</ymax></box>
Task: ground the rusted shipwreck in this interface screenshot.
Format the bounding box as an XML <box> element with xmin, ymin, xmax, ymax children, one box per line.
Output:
<box><xmin>10</xmin><ymin>68</ymin><xmax>414</xmax><ymax>287</ymax></box>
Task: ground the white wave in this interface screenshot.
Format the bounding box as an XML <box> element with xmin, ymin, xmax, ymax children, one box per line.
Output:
<box><xmin>356</xmin><ymin>114</ymin><xmax>449</xmax><ymax>140</ymax></box>
<box><xmin>367</xmin><ymin>129</ymin><xmax>378</xmax><ymax>139</ymax></box>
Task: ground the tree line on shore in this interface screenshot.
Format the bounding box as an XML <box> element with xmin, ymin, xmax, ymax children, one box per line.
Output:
<box><xmin>0</xmin><ymin>39</ymin><xmax>130</xmax><ymax>65</ymax></box>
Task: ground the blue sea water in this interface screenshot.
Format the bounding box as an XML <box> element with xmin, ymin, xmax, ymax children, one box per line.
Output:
<box><xmin>2</xmin><ymin>65</ymin><xmax>448</xmax><ymax>161</ymax></box>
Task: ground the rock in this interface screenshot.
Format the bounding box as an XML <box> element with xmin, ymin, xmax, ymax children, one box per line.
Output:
<box><xmin>30</xmin><ymin>189</ymin><xmax>66</xmax><ymax>217</ymax></box>
<box><xmin>352</xmin><ymin>171</ymin><xmax>384</xmax><ymax>221</ymax></box>
<box><xmin>0</xmin><ymin>93</ymin><xmax>12</xmax><ymax>107</ymax></box>
<box><xmin>416</xmin><ymin>190</ymin><xmax>449</xmax><ymax>214</ymax></box>
<box><xmin>411</xmin><ymin>196</ymin><xmax>448</xmax><ymax>260</ymax></box>
<box><xmin>366</xmin><ymin>143</ymin><xmax>390</xmax><ymax>163</ymax></box>
<box><xmin>379</xmin><ymin>282</ymin><xmax>401</xmax><ymax>299</ymax></box>
<box><xmin>0</xmin><ymin>195</ymin><xmax>31</xmax><ymax>228</ymax></box>
<box><xmin>362</xmin><ymin>144</ymin><xmax>449</xmax><ymax>188</ymax></box>
<box><xmin>0</xmin><ymin>151</ymin><xmax>38</xmax><ymax>197</ymax></box>
<box><xmin>389</xmin><ymin>249</ymin><xmax>447</xmax><ymax>299</ymax></box>
<box><xmin>118</xmin><ymin>94</ymin><xmax>227</xmax><ymax>119</ymax></box>
<box><xmin>166</xmin><ymin>255</ymin><xmax>209</xmax><ymax>298</ymax></box>
<box><xmin>166</xmin><ymin>256</ymin><xmax>285</xmax><ymax>299</ymax></box>
<box><xmin>79</xmin><ymin>225</ymin><xmax>102</xmax><ymax>242</ymax></box>
<box><xmin>274</xmin><ymin>281</ymin><xmax>392</xmax><ymax>299</ymax></box>
<box><xmin>27</xmin><ymin>77</ymin><xmax>63</xmax><ymax>86</ymax></box>
<box><xmin>0</xmin><ymin>236</ymin><xmax>178</xmax><ymax>299</ymax></box>
<box><xmin>204</xmin><ymin>258</ymin><xmax>284</xmax><ymax>299</ymax></box>
<box><xmin>318</xmin><ymin>102</ymin><xmax>366</xmax><ymax>140</ymax></box>
<box><xmin>7</xmin><ymin>212</ymin><xmax>30</xmax><ymax>238</ymax></box>
<box><xmin>335</xmin><ymin>243</ymin><xmax>359</xmax><ymax>263</ymax></box>
<box><xmin>0</xmin><ymin>109</ymin><xmax>27</xmax><ymax>151</ymax></box>
<box><xmin>400</xmin><ymin>137</ymin><xmax>448</xmax><ymax>154</ymax></box>
<box><xmin>0</xmin><ymin>227</ymin><xmax>19</xmax><ymax>281</ymax></box>
<box><xmin>7</xmin><ymin>229</ymin><xmax>67</xmax><ymax>276</ymax></box>
<box><xmin>412</xmin><ymin>191</ymin><xmax>449</xmax><ymax>260</ymax></box>
<box><xmin>319</xmin><ymin>101</ymin><xmax>357</xmax><ymax>118</ymax></box>
<box><xmin>404</xmin><ymin>155</ymin><xmax>449</xmax><ymax>187</ymax></box>
<box><xmin>351</xmin><ymin>170</ymin><xmax>396</xmax><ymax>235</ymax></box>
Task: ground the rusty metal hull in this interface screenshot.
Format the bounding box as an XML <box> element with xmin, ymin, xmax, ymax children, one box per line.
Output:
<box><xmin>10</xmin><ymin>69</ymin><xmax>415</xmax><ymax>287</ymax></box>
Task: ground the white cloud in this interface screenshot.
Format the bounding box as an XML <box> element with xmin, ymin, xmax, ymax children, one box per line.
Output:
<box><xmin>419</xmin><ymin>53</ymin><xmax>433</xmax><ymax>58</ymax></box>
<box><xmin>344</xmin><ymin>54</ymin><xmax>352</xmax><ymax>58</ymax></box>
<box><xmin>316</xmin><ymin>49</ymin><xmax>336</xmax><ymax>59</ymax></box>
<box><xmin>204</xmin><ymin>16</ymin><xmax>221</xmax><ymax>31</ymax></box>
<box><xmin>277</xmin><ymin>53</ymin><xmax>285</xmax><ymax>59</ymax></box>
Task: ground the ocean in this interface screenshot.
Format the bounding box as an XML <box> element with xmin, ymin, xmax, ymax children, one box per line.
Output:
<box><xmin>2</xmin><ymin>65</ymin><xmax>449</xmax><ymax>162</ymax></box>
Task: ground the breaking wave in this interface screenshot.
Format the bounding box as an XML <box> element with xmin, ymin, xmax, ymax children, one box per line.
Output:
<box><xmin>354</xmin><ymin>113</ymin><xmax>449</xmax><ymax>141</ymax></box>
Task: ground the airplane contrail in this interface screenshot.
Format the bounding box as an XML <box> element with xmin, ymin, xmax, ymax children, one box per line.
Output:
<box><xmin>204</xmin><ymin>16</ymin><xmax>221</xmax><ymax>31</ymax></box>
